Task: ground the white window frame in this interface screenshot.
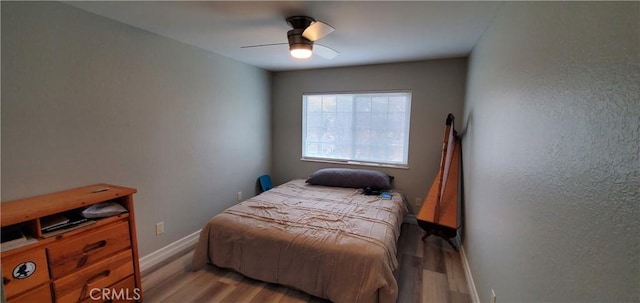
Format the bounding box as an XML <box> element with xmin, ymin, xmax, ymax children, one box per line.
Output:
<box><xmin>301</xmin><ymin>91</ymin><xmax>412</xmax><ymax>168</ymax></box>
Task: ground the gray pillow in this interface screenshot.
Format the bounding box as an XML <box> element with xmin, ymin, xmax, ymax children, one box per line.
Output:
<box><xmin>82</xmin><ymin>201</ymin><xmax>128</xmax><ymax>218</ymax></box>
<box><xmin>306</xmin><ymin>168</ymin><xmax>393</xmax><ymax>189</ymax></box>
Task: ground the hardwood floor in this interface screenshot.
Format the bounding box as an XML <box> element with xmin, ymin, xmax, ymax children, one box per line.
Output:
<box><xmin>142</xmin><ymin>223</ymin><xmax>471</xmax><ymax>303</ymax></box>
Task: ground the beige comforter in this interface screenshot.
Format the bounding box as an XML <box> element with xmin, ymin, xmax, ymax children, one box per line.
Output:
<box><xmin>192</xmin><ymin>179</ymin><xmax>406</xmax><ymax>303</ymax></box>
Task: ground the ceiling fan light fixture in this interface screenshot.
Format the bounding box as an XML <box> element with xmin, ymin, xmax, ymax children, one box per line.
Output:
<box><xmin>290</xmin><ymin>44</ymin><xmax>312</xmax><ymax>59</ymax></box>
<box><xmin>241</xmin><ymin>16</ymin><xmax>338</xmax><ymax>61</ymax></box>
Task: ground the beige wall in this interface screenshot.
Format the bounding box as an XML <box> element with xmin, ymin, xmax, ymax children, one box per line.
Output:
<box><xmin>271</xmin><ymin>60</ymin><xmax>467</xmax><ymax>211</ymax></box>
<box><xmin>463</xmin><ymin>2</ymin><xmax>639</xmax><ymax>302</ymax></box>
<box><xmin>1</xmin><ymin>2</ymin><xmax>271</xmax><ymax>256</ymax></box>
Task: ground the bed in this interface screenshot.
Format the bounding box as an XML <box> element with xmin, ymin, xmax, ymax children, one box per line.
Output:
<box><xmin>192</xmin><ymin>172</ymin><xmax>407</xmax><ymax>303</ymax></box>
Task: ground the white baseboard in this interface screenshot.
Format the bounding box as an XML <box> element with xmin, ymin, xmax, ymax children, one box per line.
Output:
<box><xmin>139</xmin><ymin>229</ymin><xmax>201</xmax><ymax>274</ymax></box>
<box><xmin>460</xmin><ymin>245</ymin><xmax>480</xmax><ymax>303</ymax></box>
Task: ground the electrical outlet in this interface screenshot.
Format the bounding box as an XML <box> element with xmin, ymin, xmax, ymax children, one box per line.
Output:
<box><xmin>156</xmin><ymin>221</ymin><xmax>164</xmax><ymax>235</ymax></box>
<box><xmin>490</xmin><ymin>289</ymin><xmax>497</xmax><ymax>303</ymax></box>
<box><xmin>237</xmin><ymin>191</ymin><xmax>243</xmax><ymax>202</ymax></box>
<box><xmin>415</xmin><ymin>197</ymin><xmax>422</xmax><ymax>207</ymax></box>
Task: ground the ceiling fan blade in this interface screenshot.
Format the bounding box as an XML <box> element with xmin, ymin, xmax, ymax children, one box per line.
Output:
<box><xmin>314</xmin><ymin>44</ymin><xmax>339</xmax><ymax>59</ymax></box>
<box><xmin>241</xmin><ymin>43</ymin><xmax>287</xmax><ymax>49</ymax></box>
<box><xmin>302</xmin><ymin>21</ymin><xmax>335</xmax><ymax>41</ymax></box>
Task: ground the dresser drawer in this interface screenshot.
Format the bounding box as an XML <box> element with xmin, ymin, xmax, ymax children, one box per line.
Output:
<box><xmin>2</xmin><ymin>248</ymin><xmax>50</xmax><ymax>299</ymax></box>
<box><xmin>48</xmin><ymin>220</ymin><xmax>131</xmax><ymax>279</ymax></box>
<box><xmin>54</xmin><ymin>250</ymin><xmax>134</xmax><ymax>303</ymax></box>
<box><xmin>8</xmin><ymin>282</ymin><xmax>52</xmax><ymax>303</ymax></box>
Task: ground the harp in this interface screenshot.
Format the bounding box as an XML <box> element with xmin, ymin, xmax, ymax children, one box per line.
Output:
<box><xmin>417</xmin><ymin>113</ymin><xmax>462</xmax><ymax>251</ymax></box>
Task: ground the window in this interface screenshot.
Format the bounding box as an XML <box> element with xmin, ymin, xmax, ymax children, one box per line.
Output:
<box><xmin>302</xmin><ymin>91</ymin><xmax>411</xmax><ymax>167</ymax></box>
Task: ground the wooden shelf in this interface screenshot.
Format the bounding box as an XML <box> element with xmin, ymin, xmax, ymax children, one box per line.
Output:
<box><xmin>1</xmin><ymin>184</ymin><xmax>136</xmax><ymax>227</ymax></box>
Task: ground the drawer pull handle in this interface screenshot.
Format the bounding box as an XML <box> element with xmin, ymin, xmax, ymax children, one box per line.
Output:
<box><xmin>77</xmin><ymin>240</ymin><xmax>108</xmax><ymax>268</ymax></box>
<box><xmin>79</xmin><ymin>270</ymin><xmax>111</xmax><ymax>300</ymax></box>
<box><xmin>87</xmin><ymin>270</ymin><xmax>111</xmax><ymax>284</ymax></box>
<box><xmin>83</xmin><ymin>240</ymin><xmax>107</xmax><ymax>253</ymax></box>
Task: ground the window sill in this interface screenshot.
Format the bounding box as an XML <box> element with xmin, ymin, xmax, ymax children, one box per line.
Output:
<box><xmin>300</xmin><ymin>158</ymin><xmax>409</xmax><ymax>170</ymax></box>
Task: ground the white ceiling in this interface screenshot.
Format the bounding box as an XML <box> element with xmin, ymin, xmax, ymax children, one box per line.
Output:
<box><xmin>65</xmin><ymin>1</ymin><xmax>502</xmax><ymax>72</ymax></box>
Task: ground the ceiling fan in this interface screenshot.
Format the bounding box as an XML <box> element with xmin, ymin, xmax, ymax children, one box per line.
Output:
<box><xmin>241</xmin><ymin>16</ymin><xmax>339</xmax><ymax>60</ymax></box>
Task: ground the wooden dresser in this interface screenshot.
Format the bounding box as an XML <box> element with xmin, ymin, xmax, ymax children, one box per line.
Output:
<box><xmin>1</xmin><ymin>184</ymin><xmax>142</xmax><ymax>303</ymax></box>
